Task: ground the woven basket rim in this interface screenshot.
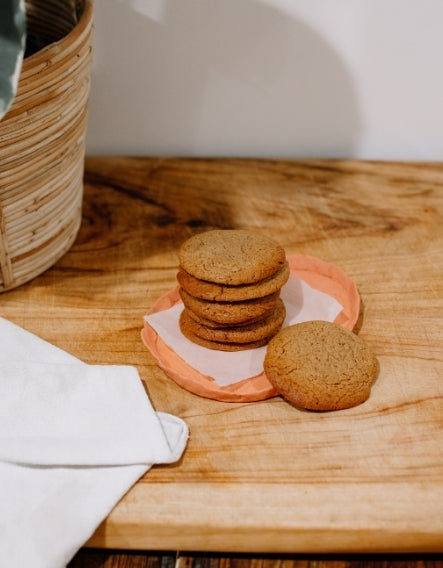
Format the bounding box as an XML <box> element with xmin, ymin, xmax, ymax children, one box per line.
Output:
<box><xmin>21</xmin><ymin>0</ymin><xmax>93</xmax><ymax>72</ymax></box>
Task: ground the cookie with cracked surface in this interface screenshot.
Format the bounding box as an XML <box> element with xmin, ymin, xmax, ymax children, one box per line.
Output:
<box><xmin>179</xmin><ymin>287</ymin><xmax>280</xmax><ymax>326</ymax></box>
<box><xmin>178</xmin><ymin>325</ymin><xmax>272</xmax><ymax>352</ymax></box>
<box><xmin>176</xmin><ymin>263</ymin><xmax>290</xmax><ymax>302</ymax></box>
<box><xmin>186</xmin><ymin>308</ymin><xmax>271</xmax><ymax>329</ymax></box>
<box><xmin>180</xmin><ymin>298</ymin><xmax>286</xmax><ymax>345</ymax></box>
<box><xmin>179</xmin><ymin>229</ymin><xmax>286</xmax><ymax>285</ymax></box>
<box><xmin>264</xmin><ymin>320</ymin><xmax>378</xmax><ymax>411</ymax></box>
<box><xmin>179</xmin><ymin>299</ymin><xmax>286</xmax><ymax>348</ymax></box>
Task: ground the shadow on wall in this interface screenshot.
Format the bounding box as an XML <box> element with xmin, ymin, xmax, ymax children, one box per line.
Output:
<box><xmin>87</xmin><ymin>0</ymin><xmax>362</xmax><ymax>158</ymax></box>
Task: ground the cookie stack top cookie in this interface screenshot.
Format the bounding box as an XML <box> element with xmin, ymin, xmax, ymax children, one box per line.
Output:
<box><xmin>179</xmin><ymin>229</ymin><xmax>287</xmax><ymax>285</ymax></box>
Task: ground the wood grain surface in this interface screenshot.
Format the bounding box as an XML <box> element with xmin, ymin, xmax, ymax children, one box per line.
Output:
<box><xmin>1</xmin><ymin>158</ymin><xmax>442</xmax><ymax>559</ymax></box>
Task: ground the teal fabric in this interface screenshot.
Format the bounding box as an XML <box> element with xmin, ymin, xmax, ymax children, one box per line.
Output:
<box><xmin>0</xmin><ymin>0</ymin><xmax>26</xmax><ymax>119</ymax></box>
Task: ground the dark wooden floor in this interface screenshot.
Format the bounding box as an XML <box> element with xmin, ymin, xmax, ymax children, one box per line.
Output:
<box><xmin>68</xmin><ymin>550</ymin><xmax>443</xmax><ymax>568</ymax></box>
<box><xmin>68</xmin><ymin>549</ymin><xmax>175</xmax><ymax>567</ymax></box>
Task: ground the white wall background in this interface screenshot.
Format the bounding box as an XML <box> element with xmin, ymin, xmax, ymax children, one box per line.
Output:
<box><xmin>86</xmin><ymin>0</ymin><xmax>443</xmax><ymax>160</ymax></box>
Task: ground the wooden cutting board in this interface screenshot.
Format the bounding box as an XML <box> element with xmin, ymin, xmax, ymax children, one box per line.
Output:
<box><xmin>1</xmin><ymin>157</ymin><xmax>442</xmax><ymax>553</ymax></box>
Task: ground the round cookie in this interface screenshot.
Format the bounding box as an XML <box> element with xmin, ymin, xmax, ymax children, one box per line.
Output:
<box><xmin>180</xmin><ymin>299</ymin><xmax>286</xmax><ymax>344</ymax></box>
<box><xmin>179</xmin><ymin>288</ymin><xmax>280</xmax><ymax>326</ymax></box>
<box><xmin>264</xmin><ymin>321</ymin><xmax>378</xmax><ymax>411</ymax></box>
<box><xmin>177</xmin><ymin>263</ymin><xmax>290</xmax><ymax>302</ymax></box>
<box><xmin>178</xmin><ymin>325</ymin><xmax>272</xmax><ymax>352</ymax></box>
<box><xmin>186</xmin><ymin>309</ymin><xmax>272</xmax><ymax>329</ymax></box>
<box><xmin>179</xmin><ymin>230</ymin><xmax>286</xmax><ymax>285</ymax></box>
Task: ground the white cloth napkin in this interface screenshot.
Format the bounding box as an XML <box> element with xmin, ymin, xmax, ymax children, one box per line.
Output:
<box><xmin>0</xmin><ymin>316</ymin><xmax>189</xmax><ymax>568</ymax></box>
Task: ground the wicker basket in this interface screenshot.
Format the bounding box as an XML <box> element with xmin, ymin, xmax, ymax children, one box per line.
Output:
<box><xmin>0</xmin><ymin>0</ymin><xmax>93</xmax><ymax>292</ymax></box>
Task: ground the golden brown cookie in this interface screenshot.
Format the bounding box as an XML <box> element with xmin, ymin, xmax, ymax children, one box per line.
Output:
<box><xmin>186</xmin><ymin>309</ymin><xmax>271</xmax><ymax>329</ymax></box>
<box><xmin>179</xmin><ymin>288</ymin><xmax>280</xmax><ymax>326</ymax></box>
<box><xmin>177</xmin><ymin>263</ymin><xmax>290</xmax><ymax>302</ymax></box>
<box><xmin>264</xmin><ymin>320</ymin><xmax>378</xmax><ymax>411</ymax></box>
<box><xmin>179</xmin><ymin>324</ymin><xmax>272</xmax><ymax>351</ymax></box>
<box><xmin>179</xmin><ymin>229</ymin><xmax>286</xmax><ymax>285</ymax></box>
<box><xmin>180</xmin><ymin>299</ymin><xmax>286</xmax><ymax>345</ymax></box>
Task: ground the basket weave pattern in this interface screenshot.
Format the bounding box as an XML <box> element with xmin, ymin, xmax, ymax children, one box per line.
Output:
<box><xmin>0</xmin><ymin>0</ymin><xmax>93</xmax><ymax>292</ymax></box>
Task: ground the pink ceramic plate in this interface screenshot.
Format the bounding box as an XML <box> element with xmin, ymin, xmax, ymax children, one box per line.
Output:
<box><xmin>141</xmin><ymin>254</ymin><xmax>360</xmax><ymax>402</ymax></box>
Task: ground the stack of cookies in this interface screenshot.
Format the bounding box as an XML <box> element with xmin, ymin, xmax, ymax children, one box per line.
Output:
<box><xmin>177</xmin><ymin>229</ymin><xmax>290</xmax><ymax>351</ymax></box>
